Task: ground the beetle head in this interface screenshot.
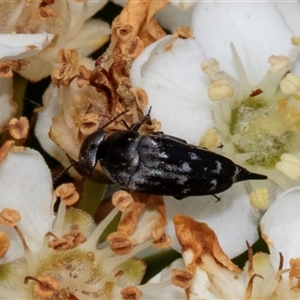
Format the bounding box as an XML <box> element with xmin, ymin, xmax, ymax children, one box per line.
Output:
<box><xmin>78</xmin><ymin>130</ymin><xmax>107</xmax><ymax>176</ymax></box>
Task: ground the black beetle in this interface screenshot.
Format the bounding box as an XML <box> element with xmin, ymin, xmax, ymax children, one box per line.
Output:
<box><xmin>77</xmin><ymin>109</ymin><xmax>267</xmax><ymax>200</ymax></box>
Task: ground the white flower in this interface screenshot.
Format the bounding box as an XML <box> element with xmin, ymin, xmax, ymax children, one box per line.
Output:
<box><xmin>172</xmin><ymin>212</ymin><xmax>300</xmax><ymax>299</ymax></box>
<box><xmin>130</xmin><ymin>1</ymin><xmax>300</xmax><ymax>258</ymax></box>
<box><xmin>261</xmin><ymin>186</ymin><xmax>300</xmax><ymax>270</ymax></box>
<box><xmin>0</xmin><ymin>145</ymin><xmax>54</xmax><ymax>264</ymax></box>
<box><xmin>0</xmin><ymin>0</ymin><xmax>110</xmax><ymax>81</ymax></box>
<box><xmin>0</xmin><ymin>145</ymin><xmax>159</xmax><ymax>299</ymax></box>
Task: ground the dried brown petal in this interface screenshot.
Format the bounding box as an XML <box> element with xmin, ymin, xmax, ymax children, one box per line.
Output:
<box><xmin>121</xmin><ymin>286</ymin><xmax>142</xmax><ymax>300</ymax></box>
<box><xmin>173</xmin><ymin>214</ymin><xmax>241</xmax><ymax>275</ymax></box>
<box><xmin>107</xmin><ymin>231</ymin><xmax>133</xmax><ymax>255</ymax></box>
<box><xmin>0</xmin><ymin>208</ymin><xmax>21</xmax><ymax>227</ymax></box>
<box><xmin>55</xmin><ymin>183</ymin><xmax>79</xmax><ymax>206</ymax></box>
<box><xmin>112</xmin><ymin>190</ymin><xmax>134</xmax><ymax>212</ymax></box>
<box><xmin>0</xmin><ymin>140</ymin><xmax>15</xmax><ymax>163</ymax></box>
<box><xmin>0</xmin><ymin>231</ymin><xmax>10</xmax><ymax>258</ymax></box>
<box><xmin>51</xmin><ymin>49</ymin><xmax>78</xmax><ymax>87</ymax></box>
<box><xmin>0</xmin><ymin>60</ymin><xmax>15</xmax><ymax>78</ymax></box>
<box><xmin>77</xmin><ymin>65</ymin><xmax>92</xmax><ymax>88</ymax></box>
<box><xmin>290</xmin><ymin>258</ymin><xmax>300</xmax><ymax>279</ymax></box>
<box><xmin>8</xmin><ymin>116</ymin><xmax>29</xmax><ymax>139</ymax></box>
<box><xmin>171</xmin><ymin>269</ymin><xmax>193</xmax><ymax>289</ymax></box>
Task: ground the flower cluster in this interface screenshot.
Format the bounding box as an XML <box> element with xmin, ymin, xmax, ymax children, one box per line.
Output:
<box><xmin>1</xmin><ymin>0</ymin><xmax>300</xmax><ymax>299</ymax></box>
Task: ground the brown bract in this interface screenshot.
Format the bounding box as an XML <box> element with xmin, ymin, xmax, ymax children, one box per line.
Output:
<box><xmin>173</xmin><ymin>214</ymin><xmax>241</xmax><ymax>276</ymax></box>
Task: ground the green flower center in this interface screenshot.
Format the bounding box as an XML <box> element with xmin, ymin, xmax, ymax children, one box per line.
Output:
<box><xmin>230</xmin><ymin>97</ymin><xmax>292</xmax><ymax>168</ymax></box>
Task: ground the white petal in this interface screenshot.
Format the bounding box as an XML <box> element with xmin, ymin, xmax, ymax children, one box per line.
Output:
<box><xmin>166</xmin><ymin>182</ymin><xmax>259</xmax><ymax>258</ymax></box>
<box><xmin>192</xmin><ymin>2</ymin><xmax>294</xmax><ymax>86</ymax></box>
<box><xmin>155</xmin><ymin>2</ymin><xmax>196</xmax><ymax>33</ymax></box>
<box><xmin>131</xmin><ymin>35</ymin><xmax>213</xmax><ymax>145</ymax></box>
<box><xmin>35</xmin><ymin>86</ymin><xmax>71</xmax><ymax>169</ymax></box>
<box><xmin>143</xmin><ymin>258</ymin><xmax>186</xmax><ymax>300</ymax></box>
<box><xmin>0</xmin><ymin>148</ymin><xmax>54</xmax><ymax>263</ymax></box>
<box><xmin>0</xmin><ymin>32</ymin><xmax>54</xmax><ymax>60</ymax></box>
<box><xmin>0</xmin><ymin>78</ymin><xmax>17</xmax><ymax>127</ymax></box>
<box><xmin>261</xmin><ymin>186</ymin><xmax>300</xmax><ymax>269</ymax></box>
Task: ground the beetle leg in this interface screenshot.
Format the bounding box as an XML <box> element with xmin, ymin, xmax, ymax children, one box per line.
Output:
<box><xmin>213</xmin><ymin>194</ymin><xmax>221</xmax><ymax>202</ymax></box>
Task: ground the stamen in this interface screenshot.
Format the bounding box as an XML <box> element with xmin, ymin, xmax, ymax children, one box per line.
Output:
<box><xmin>201</xmin><ymin>58</ymin><xmax>220</xmax><ymax>76</ymax></box>
<box><xmin>121</xmin><ymin>286</ymin><xmax>142</xmax><ymax>300</ymax></box>
<box><xmin>199</xmin><ymin>128</ymin><xmax>222</xmax><ymax>150</ymax></box>
<box><xmin>280</xmin><ymin>73</ymin><xmax>300</xmax><ymax>95</ymax></box>
<box><xmin>8</xmin><ymin>117</ymin><xmax>29</xmax><ymax>139</ymax></box>
<box><xmin>208</xmin><ymin>79</ymin><xmax>235</xmax><ymax>101</ymax></box>
<box><xmin>55</xmin><ymin>183</ymin><xmax>79</xmax><ymax>206</ymax></box>
<box><xmin>24</xmin><ymin>275</ymin><xmax>58</xmax><ymax>299</ymax></box>
<box><xmin>249</xmin><ymin>188</ymin><xmax>269</xmax><ymax>210</ymax></box>
<box><xmin>276</xmin><ymin>153</ymin><xmax>300</xmax><ymax>180</ymax></box>
<box><xmin>171</xmin><ymin>269</ymin><xmax>193</xmax><ymax>289</ymax></box>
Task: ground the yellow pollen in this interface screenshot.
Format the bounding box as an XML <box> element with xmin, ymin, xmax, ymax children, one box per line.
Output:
<box><xmin>276</xmin><ymin>153</ymin><xmax>300</xmax><ymax>181</ymax></box>
<box><xmin>249</xmin><ymin>188</ymin><xmax>269</xmax><ymax>210</ymax></box>
<box><xmin>278</xmin><ymin>98</ymin><xmax>288</xmax><ymax>109</ymax></box>
<box><xmin>208</xmin><ymin>79</ymin><xmax>235</xmax><ymax>101</ymax></box>
<box><xmin>291</xmin><ymin>36</ymin><xmax>300</xmax><ymax>47</ymax></box>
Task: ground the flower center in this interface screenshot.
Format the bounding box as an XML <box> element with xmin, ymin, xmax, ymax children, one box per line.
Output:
<box><xmin>230</xmin><ymin>97</ymin><xmax>292</xmax><ymax>168</ymax></box>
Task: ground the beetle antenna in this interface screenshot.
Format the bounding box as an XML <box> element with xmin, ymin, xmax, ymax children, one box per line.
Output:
<box><xmin>130</xmin><ymin>106</ymin><xmax>152</xmax><ymax>131</ymax></box>
<box><xmin>53</xmin><ymin>161</ymin><xmax>79</xmax><ymax>186</ymax></box>
<box><xmin>101</xmin><ymin>109</ymin><xmax>130</xmax><ymax>129</ymax></box>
